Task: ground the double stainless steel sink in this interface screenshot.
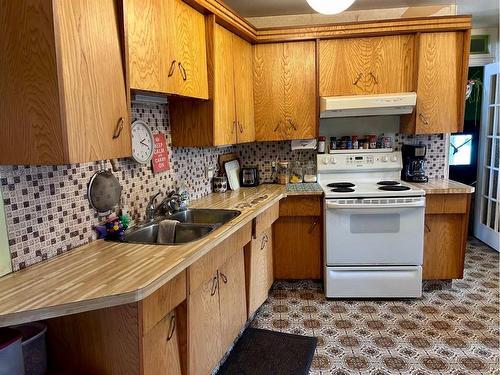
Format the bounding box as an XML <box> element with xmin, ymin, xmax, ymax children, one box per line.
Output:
<box><xmin>118</xmin><ymin>209</ymin><xmax>241</xmax><ymax>245</ymax></box>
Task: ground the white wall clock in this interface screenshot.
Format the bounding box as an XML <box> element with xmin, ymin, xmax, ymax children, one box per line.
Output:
<box><xmin>131</xmin><ymin>120</ymin><xmax>154</xmax><ymax>164</ymax></box>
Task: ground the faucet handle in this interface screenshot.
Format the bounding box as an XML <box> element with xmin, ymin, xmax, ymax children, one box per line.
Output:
<box><xmin>145</xmin><ymin>192</ymin><xmax>162</xmax><ymax>221</ymax></box>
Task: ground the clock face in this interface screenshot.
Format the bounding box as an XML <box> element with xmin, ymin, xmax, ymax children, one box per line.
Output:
<box><xmin>131</xmin><ymin>120</ymin><xmax>154</xmax><ymax>164</ymax></box>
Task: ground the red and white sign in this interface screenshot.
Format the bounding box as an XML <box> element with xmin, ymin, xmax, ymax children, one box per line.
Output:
<box><xmin>151</xmin><ymin>133</ymin><xmax>170</xmax><ymax>173</ymax></box>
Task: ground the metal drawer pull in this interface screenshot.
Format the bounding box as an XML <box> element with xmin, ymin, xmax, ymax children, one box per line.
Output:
<box><xmin>353</xmin><ymin>73</ymin><xmax>363</xmax><ymax>86</ymax></box>
<box><xmin>168</xmin><ymin>60</ymin><xmax>176</xmax><ymax>77</ymax></box>
<box><xmin>178</xmin><ymin>62</ymin><xmax>187</xmax><ymax>81</ymax></box>
<box><xmin>419</xmin><ymin>113</ymin><xmax>430</xmax><ymax>125</ymax></box>
<box><xmin>112</xmin><ymin>117</ymin><xmax>124</xmax><ymax>139</ymax></box>
<box><xmin>425</xmin><ymin>223</ymin><xmax>431</xmax><ymax>232</ymax></box>
<box><xmin>308</xmin><ymin>219</ymin><xmax>319</xmax><ymax>233</ymax></box>
<box><xmin>260</xmin><ymin>234</ymin><xmax>269</xmax><ymax>250</ymax></box>
<box><xmin>210</xmin><ymin>276</ymin><xmax>218</xmax><ymax>296</ymax></box>
<box><xmin>232</xmin><ymin>121</ymin><xmax>236</xmax><ymax>133</ymax></box>
<box><xmin>166</xmin><ymin>313</ymin><xmax>176</xmax><ymax>341</ymax></box>
<box><xmin>369</xmin><ymin>72</ymin><xmax>378</xmax><ymax>84</ymax></box>
<box><xmin>219</xmin><ymin>272</ymin><xmax>228</xmax><ymax>284</ymax></box>
<box><xmin>239</xmin><ymin>121</ymin><xmax>243</xmax><ymax>133</ymax></box>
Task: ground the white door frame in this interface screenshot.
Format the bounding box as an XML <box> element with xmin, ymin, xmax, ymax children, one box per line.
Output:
<box><xmin>474</xmin><ymin>62</ymin><xmax>500</xmax><ymax>251</ymax></box>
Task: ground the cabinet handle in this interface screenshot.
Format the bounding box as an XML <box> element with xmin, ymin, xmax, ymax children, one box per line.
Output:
<box><xmin>178</xmin><ymin>62</ymin><xmax>187</xmax><ymax>81</ymax></box>
<box><xmin>274</xmin><ymin>121</ymin><xmax>281</xmax><ymax>132</ymax></box>
<box><xmin>210</xmin><ymin>275</ymin><xmax>218</xmax><ymax>296</ymax></box>
<box><xmin>308</xmin><ymin>218</ymin><xmax>319</xmax><ymax>234</ymax></box>
<box><xmin>166</xmin><ymin>313</ymin><xmax>176</xmax><ymax>342</ymax></box>
<box><xmin>425</xmin><ymin>223</ymin><xmax>431</xmax><ymax>232</ymax></box>
<box><xmin>353</xmin><ymin>73</ymin><xmax>363</xmax><ymax>86</ymax></box>
<box><xmin>168</xmin><ymin>60</ymin><xmax>177</xmax><ymax>77</ymax></box>
<box><xmin>288</xmin><ymin>119</ymin><xmax>297</xmax><ymax>131</ymax></box>
<box><xmin>419</xmin><ymin>113</ymin><xmax>430</xmax><ymax>125</ymax></box>
<box><xmin>219</xmin><ymin>272</ymin><xmax>228</xmax><ymax>284</ymax></box>
<box><xmin>260</xmin><ymin>234</ymin><xmax>269</xmax><ymax>250</ymax></box>
<box><xmin>369</xmin><ymin>72</ymin><xmax>379</xmax><ymax>84</ymax></box>
<box><xmin>239</xmin><ymin>121</ymin><xmax>243</xmax><ymax>133</ymax></box>
<box><xmin>112</xmin><ymin>117</ymin><xmax>124</xmax><ymax>139</ymax></box>
<box><xmin>232</xmin><ymin>120</ymin><xmax>236</xmax><ymax>134</ymax></box>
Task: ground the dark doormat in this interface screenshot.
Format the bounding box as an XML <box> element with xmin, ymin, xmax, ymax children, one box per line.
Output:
<box><xmin>216</xmin><ymin>328</ymin><xmax>317</xmax><ymax>375</ymax></box>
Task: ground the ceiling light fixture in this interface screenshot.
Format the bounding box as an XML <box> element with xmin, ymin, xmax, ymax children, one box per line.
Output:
<box><xmin>305</xmin><ymin>0</ymin><xmax>356</xmax><ymax>15</ymax></box>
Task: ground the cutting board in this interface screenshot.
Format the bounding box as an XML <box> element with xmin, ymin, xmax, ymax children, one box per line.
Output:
<box><xmin>224</xmin><ymin>159</ymin><xmax>240</xmax><ymax>191</ymax></box>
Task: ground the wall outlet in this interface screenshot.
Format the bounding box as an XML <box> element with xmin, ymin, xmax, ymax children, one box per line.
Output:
<box><xmin>205</xmin><ymin>165</ymin><xmax>216</xmax><ymax>179</ymax></box>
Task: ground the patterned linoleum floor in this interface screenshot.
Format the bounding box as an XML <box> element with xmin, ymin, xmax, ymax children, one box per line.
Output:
<box><xmin>251</xmin><ymin>238</ymin><xmax>500</xmax><ymax>374</ymax></box>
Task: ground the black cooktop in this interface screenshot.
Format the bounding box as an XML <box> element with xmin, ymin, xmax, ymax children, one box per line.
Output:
<box><xmin>331</xmin><ymin>187</ymin><xmax>355</xmax><ymax>193</ymax></box>
<box><xmin>377</xmin><ymin>181</ymin><xmax>401</xmax><ymax>186</ymax></box>
<box><xmin>378</xmin><ymin>185</ymin><xmax>411</xmax><ymax>191</ymax></box>
<box><xmin>327</xmin><ymin>182</ymin><xmax>355</xmax><ymax>188</ymax></box>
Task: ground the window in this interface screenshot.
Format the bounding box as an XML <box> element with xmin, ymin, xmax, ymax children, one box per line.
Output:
<box><xmin>449</xmin><ymin>134</ymin><xmax>473</xmax><ymax>166</ymax></box>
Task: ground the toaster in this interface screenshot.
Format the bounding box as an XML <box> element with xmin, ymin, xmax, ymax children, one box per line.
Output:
<box><xmin>240</xmin><ymin>166</ymin><xmax>259</xmax><ymax>187</ymax></box>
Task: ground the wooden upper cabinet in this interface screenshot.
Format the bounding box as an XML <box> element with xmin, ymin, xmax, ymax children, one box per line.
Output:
<box><xmin>0</xmin><ymin>0</ymin><xmax>130</xmax><ymax>165</ymax></box>
<box><xmin>170</xmin><ymin>21</ymin><xmax>255</xmax><ymax>147</ymax></box>
<box><xmin>253</xmin><ymin>41</ymin><xmax>317</xmax><ymax>141</ymax></box>
<box><xmin>413</xmin><ymin>32</ymin><xmax>467</xmax><ymax>134</ymax></box>
<box><xmin>126</xmin><ymin>0</ymin><xmax>208</xmax><ymax>99</ymax></box>
<box><xmin>319</xmin><ymin>35</ymin><xmax>415</xmax><ymax>96</ymax></box>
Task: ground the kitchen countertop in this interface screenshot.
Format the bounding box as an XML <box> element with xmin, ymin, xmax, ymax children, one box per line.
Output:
<box><xmin>0</xmin><ymin>185</ymin><xmax>292</xmax><ymax>327</ymax></box>
<box><xmin>285</xmin><ymin>182</ymin><xmax>324</xmax><ymax>196</ymax></box>
<box><xmin>408</xmin><ymin>179</ymin><xmax>475</xmax><ymax>194</ymax></box>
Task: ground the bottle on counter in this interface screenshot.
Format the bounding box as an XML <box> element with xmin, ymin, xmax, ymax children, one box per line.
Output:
<box><xmin>346</xmin><ymin>136</ymin><xmax>353</xmax><ymax>150</ymax></box>
<box><xmin>317</xmin><ymin>136</ymin><xmax>326</xmax><ymax>154</ymax></box>
<box><xmin>277</xmin><ymin>161</ymin><xmax>289</xmax><ymax>185</ymax></box>
<box><xmin>368</xmin><ymin>135</ymin><xmax>377</xmax><ymax>149</ymax></box>
<box><xmin>352</xmin><ymin>136</ymin><xmax>358</xmax><ymax>150</ymax></box>
<box><xmin>329</xmin><ymin>137</ymin><xmax>337</xmax><ymax>153</ymax></box>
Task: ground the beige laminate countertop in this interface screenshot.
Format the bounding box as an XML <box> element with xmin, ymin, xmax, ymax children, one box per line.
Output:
<box><xmin>0</xmin><ymin>185</ymin><xmax>296</xmax><ymax>327</ymax></box>
<box><xmin>408</xmin><ymin>179</ymin><xmax>475</xmax><ymax>194</ymax></box>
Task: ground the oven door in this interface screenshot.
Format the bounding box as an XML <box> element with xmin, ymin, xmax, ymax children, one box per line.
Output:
<box><xmin>325</xmin><ymin>198</ymin><xmax>425</xmax><ymax>265</ymax></box>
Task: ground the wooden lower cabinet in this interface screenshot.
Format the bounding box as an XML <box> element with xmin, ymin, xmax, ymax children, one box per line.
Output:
<box><xmin>245</xmin><ymin>227</ymin><xmax>274</xmax><ymax>317</ymax></box>
<box><xmin>423</xmin><ymin>194</ymin><xmax>471</xmax><ymax>280</ymax></box>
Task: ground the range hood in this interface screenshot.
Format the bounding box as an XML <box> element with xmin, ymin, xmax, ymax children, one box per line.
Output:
<box><xmin>320</xmin><ymin>92</ymin><xmax>417</xmax><ymax>118</ymax></box>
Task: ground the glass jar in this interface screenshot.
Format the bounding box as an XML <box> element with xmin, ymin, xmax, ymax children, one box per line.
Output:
<box><xmin>303</xmin><ymin>161</ymin><xmax>317</xmax><ymax>183</ymax></box>
<box><xmin>289</xmin><ymin>161</ymin><xmax>303</xmax><ymax>184</ymax></box>
<box><xmin>277</xmin><ymin>161</ymin><xmax>289</xmax><ymax>185</ymax></box>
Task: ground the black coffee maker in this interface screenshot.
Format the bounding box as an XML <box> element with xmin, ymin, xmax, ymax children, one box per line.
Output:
<box><xmin>401</xmin><ymin>144</ymin><xmax>428</xmax><ymax>182</ymax></box>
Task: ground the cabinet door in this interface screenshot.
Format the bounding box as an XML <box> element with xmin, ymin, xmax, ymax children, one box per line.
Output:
<box><xmin>214</xmin><ymin>24</ymin><xmax>237</xmax><ymax>145</ymax></box>
<box><xmin>282</xmin><ymin>41</ymin><xmax>317</xmax><ymax>140</ymax></box>
<box><xmin>56</xmin><ymin>0</ymin><xmax>131</xmax><ymax>162</ymax></box>
<box><xmin>127</xmin><ymin>0</ymin><xmax>170</xmax><ymax>93</ymax></box>
<box><xmin>143</xmin><ymin>311</ymin><xmax>182</xmax><ymax>375</ymax></box>
<box><xmin>218</xmin><ymin>248</ymin><xmax>247</xmax><ymax>351</ymax></box>
<box><xmin>319</xmin><ymin>35</ymin><xmax>414</xmax><ymax>96</ymax></box>
<box><xmin>233</xmin><ymin>34</ymin><xmax>255</xmax><ymax>144</ymax></box>
<box><xmin>170</xmin><ymin>0</ymin><xmax>208</xmax><ymax>99</ymax></box>
<box><xmin>423</xmin><ymin>214</ymin><xmax>466</xmax><ymax>280</ymax></box>
<box><xmin>245</xmin><ymin>227</ymin><xmax>273</xmax><ymax>317</ymax></box>
<box><xmin>188</xmin><ymin>274</ymin><xmax>222</xmax><ymax>375</ymax></box>
<box><xmin>253</xmin><ymin>43</ymin><xmax>285</xmax><ymax>141</ymax></box>
<box><xmin>415</xmin><ymin>32</ymin><xmax>463</xmax><ymax>134</ymax></box>
<box><xmin>273</xmin><ymin>216</ymin><xmax>322</xmax><ymax>279</ymax></box>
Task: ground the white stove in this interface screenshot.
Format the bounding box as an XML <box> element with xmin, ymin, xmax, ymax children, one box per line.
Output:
<box><xmin>318</xmin><ymin>151</ymin><xmax>426</xmax><ymax>299</ymax></box>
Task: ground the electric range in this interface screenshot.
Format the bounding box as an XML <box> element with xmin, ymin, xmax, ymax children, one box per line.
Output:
<box><xmin>318</xmin><ymin>151</ymin><xmax>426</xmax><ymax>298</ymax></box>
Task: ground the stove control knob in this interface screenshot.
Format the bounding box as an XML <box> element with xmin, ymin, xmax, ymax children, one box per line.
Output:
<box><xmin>381</xmin><ymin>156</ymin><xmax>388</xmax><ymax>162</ymax></box>
<box><xmin>390</xmin><ymin>155</ymin><xmax>398</xmax><ymax>162</ymax></box>
<box><xmin>322</xmin><ymin>157</ymin><xmax>329</xmax><ymax>165</ymax></box>
<box><xmin>329</xmin><ymin>157</ymin><xmax>336</xmax><ymax>164</ymax></box>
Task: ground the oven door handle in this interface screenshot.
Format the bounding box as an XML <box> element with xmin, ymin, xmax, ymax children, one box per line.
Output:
<box><xmin>326</xmin><ymin>201</ymin><xmax>425</xmax><ymax>209</ymax></box>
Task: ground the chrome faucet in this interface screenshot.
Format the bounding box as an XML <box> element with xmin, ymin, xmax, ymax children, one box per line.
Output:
<box><xmin>156</xmin><ymin>191</ymin><xmax>186</xmax><ymax>216</ymax></box>
<box><xmin>145</xmin><ymin>192</ymin><xmax>161</xmax><ymax>221</ymax></box>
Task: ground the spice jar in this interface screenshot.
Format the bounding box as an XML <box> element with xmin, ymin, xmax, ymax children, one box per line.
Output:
<box><xmin>368</xmin><ymin>135</ymin><xmax>377</xmax><ymax>149</ymax></box>
<box><xmin>277</xmin><ymin>161</ymin><xmax>289</xmax><ymax>185</ymax></box>
<box><xmin>289</xmin><ymin>161</ymin><xmax>303</xmax><ymax>184</ymax></box>
<box><xmin>329</xmin><ymin>137</ymin><xmax>337</xmax><ymax>153</ymax></box>
<box><xmin>317</xmin><ymin>136</ymin><xmax>326</xmax><ymax>154</ymax></box>
<box><xmin>303</xmin><ymin>161</ymin><xmax>317</xmax><ymax>183</ymax></box>
<box><xmin>352</xmin><ymin>136</ymin><xmax>359</xmax><ymax>150</ymax></box>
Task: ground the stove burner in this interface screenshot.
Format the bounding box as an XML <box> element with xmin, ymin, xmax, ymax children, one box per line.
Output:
<box><xmin>378</xmin><ymin>185</ymin><xmax>411</xmax><ymax>191</ymax></box>
<box><xmin>377</xmin><ymin>181</ymin><xmax>401</xmax><ymax>186</ymax></box>
<box><xmin>327</xmin><ymin>182</ymin><xmax>355</xmax><ymax>188</ymax></box>
<box><xmin>331</xmin><ymin>187</ymin><xmax>355</xmax><ymax>193</ymax></box>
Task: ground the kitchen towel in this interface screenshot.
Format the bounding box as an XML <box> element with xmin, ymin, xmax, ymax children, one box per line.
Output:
<box><xmin>291</xmin><ymin>139</ymin><xmax>317</xmax><ymax>150</ymax></box>
<box><xmin>156</xmin><ymin>219</ymin><xmax>179</xmax><ymax>244</ymax></box>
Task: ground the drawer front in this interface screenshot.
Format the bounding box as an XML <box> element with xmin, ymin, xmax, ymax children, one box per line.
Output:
<box><xmin>141</xmin><ymin>271</ymin><xmax>186</xmax><ymax>334</ymax></box>
<box><xmin>189</xmin><ymin>222</ymin><xmax>252</xmax><ymax>293</ymax></box>
<box><xmin>254</xmin><ymin>202</ymin><xmax>279</xmax><ymax>236</ymax></box>
<box><xmin>426</xmin><ymin>194</ymin><xmax>468</xmax><ymax>214</ymax></box>
<box><xmin>279</xmin><ymin>196</ymin><xmax>321</xmax><ymax>217</ymax></box>
<box><xmin>325</xmin><ymin>266</ymin><xmax>422</xmax><ymax>298</ymax></box>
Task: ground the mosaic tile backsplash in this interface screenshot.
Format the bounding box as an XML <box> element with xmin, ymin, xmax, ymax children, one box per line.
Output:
<box><xmin>0</xmin><ymin>103</ymin><xmax>449</xmax><ymax>271</ymax></box>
